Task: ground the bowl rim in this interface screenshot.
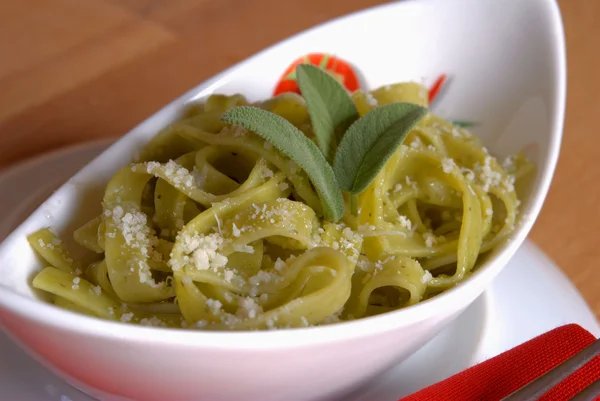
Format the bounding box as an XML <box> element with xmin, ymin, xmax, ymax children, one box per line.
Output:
<box><xmin>0</xmin><ymin>0</ymin><xmax>566</xmax><ymax>349</ymax></box>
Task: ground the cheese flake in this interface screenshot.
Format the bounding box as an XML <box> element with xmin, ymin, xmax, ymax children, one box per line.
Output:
<box><xmin>442</xmin><ymin>158</ymin><xmax>455</xmax><ymax>174</ymax></box>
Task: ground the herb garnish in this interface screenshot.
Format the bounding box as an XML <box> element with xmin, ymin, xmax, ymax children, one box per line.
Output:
<box><xmin>296</xmin><ymin>64</ymin><xmax>359</xmax><ymax>162</ymax></box>
<box><xmin>222</xmin><ymin>64</ymin><xmax>428</xmax><ymax>222</ymax></box>
<box><xmin>333</xmin><ymin>103</ymin><xmax>427</xmax><ymax>212</ymax></box>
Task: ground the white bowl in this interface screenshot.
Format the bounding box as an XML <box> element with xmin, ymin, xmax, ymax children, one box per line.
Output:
<box><xmin>0</xmin><ymin>1</ymin><xmax>565</xmax><ymax>400</ymax></box>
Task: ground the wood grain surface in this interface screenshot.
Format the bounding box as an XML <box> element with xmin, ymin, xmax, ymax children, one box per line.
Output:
<box><xmin>1</xmin><ymin>0</ymin><xmax>598</xmax><ymax>319</ymax></box>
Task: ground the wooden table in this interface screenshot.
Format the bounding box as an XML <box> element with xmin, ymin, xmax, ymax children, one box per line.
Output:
<box><xmin>1</xmin><ymin>0</ymin><xmax>598</xmax><ymax>319</ymax></box>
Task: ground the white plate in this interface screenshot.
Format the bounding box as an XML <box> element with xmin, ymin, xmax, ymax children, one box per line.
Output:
<box><xmin>0</xmin><ymin>142</ymin><xmax>597</xmax><ymax>401</ymax></box>
<box><xmin>0</xmin><ymin>1</ymin><xmax>567</xmax><ymax>399</ymax></box>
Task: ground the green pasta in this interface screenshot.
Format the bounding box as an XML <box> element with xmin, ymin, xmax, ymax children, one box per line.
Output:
<box><xmin>26</xmin><ymin>81</ymin><xmax>531</xmax><ymax>330</ymax></box>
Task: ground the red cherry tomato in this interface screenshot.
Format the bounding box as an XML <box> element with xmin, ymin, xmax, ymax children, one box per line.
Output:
<box><xmin>273</xmin><ymin>53</ymin><xmax>361</xmax><ymax>96</ymax></box>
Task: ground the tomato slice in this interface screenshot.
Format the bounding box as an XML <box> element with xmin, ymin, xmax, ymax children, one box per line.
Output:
<box><xmin>273</xmin><ymin>53</ymin><xmax>361</xmax><ymax>96</ymax></box>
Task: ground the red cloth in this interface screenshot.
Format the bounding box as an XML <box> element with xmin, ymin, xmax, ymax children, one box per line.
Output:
<box><xmin>399</xmin><ymin>324</ymin><xmax>600</xmax><ymax>401</ymax></box>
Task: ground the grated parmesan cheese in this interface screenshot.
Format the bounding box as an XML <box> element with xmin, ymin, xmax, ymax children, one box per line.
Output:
<box><xmin>206</xmin><ymin>299</ymin><xmax>223</xmax><ymax>315</ymax></box>
<box><xmin>153</xmin><ymin>160</ymin><xmax>194</xmax><ymax>189</ymax></box>
<box><xmin>237</xmin><ymin>297</ymin><xmax>263</xmax><ymax>320</ymax></box>
<box><xmin>274</xmin><ymin>258</ymin><xmax>286</xmax><ymax>272</ymax></box>
<box><xmin>421</xmin><ymin>270</ymin><xmax>433</xmax><ymax>284</ymax></box>
<box><xmin>410</xmin><ymin>137</ymin><xmax>424</xmax><ymax>149</ymax></box>
<box><xmin>397</xmin><ymin>215</ymin><xmax>412</xmax><ymax>230</ymax></box>
<box><xmin>110</xmin><ymin>207</ymin><xmax>146</xmax><ymax>248</ymax></box>
<box><xmin>249</xmin><ymin>270</ymin><xmax>279</xmax><ymax>286</ymax></box>
<box><xmin>423</xmin><ymin>232</ymin><xmax>437</xmax><ymax>248</ymax></box>
<box><xmin>109</xmin><ymin>205</ymin><xmax>166</xmax><ymax>288</ymax></box>
<box><xmin>231</xmin><ymin>223</ymin><xmax>241</xmax><ymax>237</ymax></box>
<box><xmin>442</xmin><ymin>158</ymin><xmax>455</xmax><ymax>174</ymax></box>
<box><xmin>405</xmin><ymin>176</ymin><xmax>418</xmax><ymax>191</ymax></box>
<box><xmin>144</xmin><ymin>161</ymin><xmax>160</xmax><ymax>174</ymax></box>
<box><xmin>223</xmin><ymin>270</ymin><xmax>235</xmax><ymax>283</ymax></box>
<box><xmin>120</xmin><ymin>312</ymin><xmax>134</xmax><ymax>323</ymax></box>
<box><xmin>478</xmin><ymin>156</ymin><xmax>503</xmax><ymax>192</ymax></box>
<box><xmin>71</xmin><ymin>277</ymin><xmax>80</xmax><ymax>290</ymax></box>
<box><xmin>177</xmin><ymin>232</ymin><xmax>228</xmax><ymax>272</ymax></box>
<box><xmin>503</xmin><ymin>175</ymin><xmax>516</xmax><ymax>193</ymax></box>
<box><xmin>502</xmin><ymin>155</ymin><xmax>517</xmax><ymax>171</ymax></box>
<box><xmin>357</xmin><ymin>259</ymin><xmax>372</xmax><ymax>272</ymax></box>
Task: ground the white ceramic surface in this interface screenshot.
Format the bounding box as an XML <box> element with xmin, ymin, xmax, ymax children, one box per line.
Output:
<box><xmin>0</xmin><ymin>1</ymin><xmax>566</xmax><ymax>400</ymax></box>
<box><xmin>0</xmin><ymin>141</ymin><xmax>597</xmax><ymax>401</ymax></box>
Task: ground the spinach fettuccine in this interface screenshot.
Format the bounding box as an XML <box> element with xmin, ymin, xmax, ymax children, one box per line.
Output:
<box><xmin>26</xmin><ymin>64</ymin><xmax>532</xmax><ymax>330</ymax></box>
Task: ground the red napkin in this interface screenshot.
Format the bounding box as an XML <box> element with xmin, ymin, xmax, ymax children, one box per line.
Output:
<box><xmin>399</xmin><ymin>324</ymin><xmax>600</xmax><ymax>401</ymax></box>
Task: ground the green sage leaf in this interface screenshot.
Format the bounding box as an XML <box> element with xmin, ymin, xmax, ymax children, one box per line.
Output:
<box><xmin>333</xmin><ymin>103</ymin><xmax>428</xmax><ymax>194</ymax></box>
<box><xmin>296</xmin><ymin>64</ymin><xmax>359</xmax><ymax>162</ymax></box>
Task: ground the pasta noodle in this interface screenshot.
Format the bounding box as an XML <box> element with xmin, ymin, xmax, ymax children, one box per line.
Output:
<box><xmin>26</xmin><ymin>81</ymin><xmax>532</xmax><ymax>330</ymax></box>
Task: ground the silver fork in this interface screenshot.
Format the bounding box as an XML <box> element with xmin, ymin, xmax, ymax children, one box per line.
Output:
<box><xmin>501</xmin><ymin>338</ymin><xmax>600</xmax><ymax>401</ymax></box>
